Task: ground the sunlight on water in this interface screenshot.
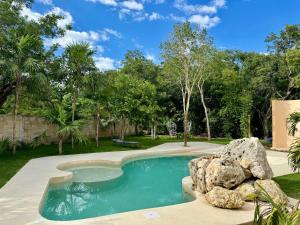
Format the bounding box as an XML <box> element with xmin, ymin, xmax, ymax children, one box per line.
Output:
<box><xmin>41</xmin><ymin>156</ymin><xmax>195</xmax><ymax>220</ymax></box>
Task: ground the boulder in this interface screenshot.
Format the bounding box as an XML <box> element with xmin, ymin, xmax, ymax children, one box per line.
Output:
<box><xmin>254</xmin><ymin>179</ymin><xmax>288</xmax><ymax>205</ymax></box>
<box><xmin>220</xmin><ymin>137</ymin><xmax>273</xmax><ymax>179</ymax></box>
<box><xmin>189</xmin><ymin>155</ymin><xmax>217</xmax><ymax>193</ymax></box>
<box><xmin>234</xmin><ymin>180</ymin><xmax>256</xmax><ymax>201</ymax></box>
<box><xmin>205</xmin><ymin>186</ymin><xmax>245</xmax><ymax>209</ymax></box>
<box><xmin>189</xmin><ymin>157</ymin><xmax>207</xmax><ymax>190</ymax></box>
<box><xmin>205</xmin><ymin>158</ymin><xmax>246</xmax><ymax>191</ymax></box>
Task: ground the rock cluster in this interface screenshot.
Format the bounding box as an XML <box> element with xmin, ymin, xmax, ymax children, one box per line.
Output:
<box><xmin>189</xmin><ymin>137</ymin><xmax>287</xmax><ymax>209</ymax></box>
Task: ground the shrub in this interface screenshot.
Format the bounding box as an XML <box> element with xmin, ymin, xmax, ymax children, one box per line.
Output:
<box><xmin>0</xmin><ymin>138</ymin><xmax>11</xmax><ymax>154</ymax></box>
<box><xmin>288</xmin><ymin>138</ymin><xmax>300</xmax><ymax>172</ymax></box>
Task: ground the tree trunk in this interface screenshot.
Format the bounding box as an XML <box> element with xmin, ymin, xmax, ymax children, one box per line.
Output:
<box><xmin>71</xmin><ymin>100</ymin><xmax>75</xmax><ymax>149</ymax></box>
<box><xmin>199</xmin><ymin>83</ymin><xmax>211</xmax><ymax>140</ymax></box>
<box><xmin>119</xmin><ymin>120</ymin><xmax>126</xmax><ymax>141</ymax></box>
<box><xmin>151</xmin><ymin>125</ymin><xmax>154</xmax><ymax>139</ymax></box>
<box><xmin>263</xmin><ymin>117</ymin><xmax>269</xmax><ymax>140</ymax></box>
<box><xmin>95</xmin><ymin>110</ymin><xmax>100</xmax><ymax>147</ymax></box>
<box><xmin>151</xmin><ymin>124</ymin><xmax>156</xmax><ymax>140</ymax></box>
<box><xmin>247</xmin><ymin>114</ymin><xmax>251</xmax><ymax>138</ymax></box>
<box><xmin>12</xmin><ymin>72</ymin><xmax>21</xmax><ymax>155</ymax></box>
<box><xmin>112</xmin><ymin>122</ymin><xmax>116</xmax><ymax>138</ymax></box>
<box><xmin>58</xmin><ymin>138</ymin><xmax>63</xmax><ymax>155</ymax></box>
<box><xmin>183</xmin><ymin>91</ymin><xmax>191</xmax><ymax>147</ymax></box>
<box><xmin>183</xmin><ymin>112</ymin><xmax>189</xmax><ymax>147</ymax></box>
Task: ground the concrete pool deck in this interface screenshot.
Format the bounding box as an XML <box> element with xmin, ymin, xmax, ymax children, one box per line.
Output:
<box><xmin>0</xmin><ymin>142</ymin><xmax>294</xmax><ymax>225</ymax></box>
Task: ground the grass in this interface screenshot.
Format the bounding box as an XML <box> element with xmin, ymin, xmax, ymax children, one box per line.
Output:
<box><xmin>274</xmin><ymin>173</ymin><xmax>300</xmax><ymax>199</ymax></box>
<box><xmin>0</xmin><ymin>135</ymin><xmax>230</xmax><ymax>188</ymax></box>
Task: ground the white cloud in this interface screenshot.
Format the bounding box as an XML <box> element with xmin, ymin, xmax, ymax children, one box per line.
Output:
<box><xmin>20</xmin><ymin>6</ymin><xmax>73</xmax><ymax>29</ymax></box>
<box><xmin>146</xmin><ymin>53</ymin><xmax>156</xmax><ymax>62</ymax></box>
<box><xmin>86</xmin><ymin>0</ymin><xmax>117</xmax><ymax>6</ymax></box>
<box><xmin>20</xmin><ymin>7</ymin><xmax>42</xmax><ymax>21</ymax></box>
<box><xmin>188</xmin><ymin>15</ymin><xmax>220</xmax><ymax>28</ymax></box>
<box><xmin>104</xmin><ymin>28</ymin><xmax>122</xmax><ymax>38</ymax></box>
<box><xmin>149</xmin><ymin>12</ymin><xmax>162</xmax><ymax>21</ymax></box>
<box><xmin>121</xmin><ymin>0</ymin><xmax>144</xmax><ymax>11</ymax></box>
<box><xmin>213</xmin><ymin>0</ymin><xmax>226</xmax><ymax>7</ymax></box>
<box><xmin>48</xmin><ymin>7</ymin><xmax>73</xmax><ymax>29</ymax></box>
<box><xmin>168</xmin><ymin>14</ymin><xmax>186</xmax><ymax>23</ymax></box>
<box><xmin>46</xmin><ymin>30</ymin><xmax>98</xmax><ymax>47</ymax></box>
<box><xmin>46</xmin><ymin>28</ymin><xmax>121</xmax><ymax>48</ymax></box>
<box><xmin>21</xmin><ymin>6</ymin><xmax>121</xmax><ymax>50</ymax></box>
<box><xmin>96</xmin><ymin>45</ymin><xmax>105</xmax><ymax>54</ymax></box>
<box><xmin>94</xmin><ymin>56</ymin><xmax>116</xmax><ymax>71</ymax></box>
<box><xmin>37</xmin><ymin>0</ymin><xmax>53</xmax><ymax>5</ymax></box>
<box><xmin>174</xmin><ymin>0</ymin><xmax>226</xmax><ymax>15</ymax></box>
<box><xmin>118</xmin><ymin>8</ymin><xmax>131</xmax><ymax>19</ymax></box>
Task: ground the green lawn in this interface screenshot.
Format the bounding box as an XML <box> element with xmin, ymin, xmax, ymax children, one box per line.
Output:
<box><xmin>0</xmin><ymin>136</ymin><xmax>230</xmax><ymax>188</ymax></box>
<box><xmin>274</xmin><ymin>173</ymin><xmax>300</xmax><ymax>199</ymax></box>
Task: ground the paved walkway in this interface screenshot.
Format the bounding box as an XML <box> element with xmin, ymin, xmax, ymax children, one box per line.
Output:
<box><xmin>0</xmin><ymin>142</ymin><xmax>293</xmax><ymax>225</ymax></box>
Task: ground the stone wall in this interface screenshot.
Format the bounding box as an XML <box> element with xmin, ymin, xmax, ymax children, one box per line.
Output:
<box><xmin>0</xmin><ymin>115</ymin><xmax>135</xmax><ymax>143</ymax></box>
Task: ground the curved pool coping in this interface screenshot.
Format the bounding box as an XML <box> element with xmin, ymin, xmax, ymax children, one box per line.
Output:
<box><xmin>0</xmin><ymin>142</ymin><xmax>294</xmax><ymax>225</ymax></box>
<box><xmin>40</xmin><ymin>153</ymin><xmax>200</xmax><ymax>221</ymax></box>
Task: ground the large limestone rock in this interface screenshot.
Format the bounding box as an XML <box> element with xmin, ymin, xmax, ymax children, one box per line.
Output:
<box><xmin>234</xmin><ymin>180</ymin><xmax>256</xmax><ymax>201</ymax></box>
<box><xmin>254</xmin><ymin>179</ymin><xmax>288</xmax><ymax>205</ymax></box>
<box><xmin>205</xmin><ymin>158</ymin><xmax>246</xmax><ymax>191</ymax></box>
<box><xmin>189</xmin><ymin>156</ymin><xmax>208</xmax><ymax>192</ymax></box>
<box><xmin>189</xmin><ymin>156</ymin><xmax>218</xmax><ymax>193</ymax></box>
<box><xmin>205</xmin><ymin>186</ymin><xmax>245</xmax><ymax>209</ymax></box>
<box><xmin>220</xmin><ymin>137</ymin><xmax>273</xmax><ymax>179</ymax></box>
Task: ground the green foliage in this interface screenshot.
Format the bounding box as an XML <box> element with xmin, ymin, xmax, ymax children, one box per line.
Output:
<box><xmin>1</xmin><ymin>1</ymin><xmax>300</xmax><ymax>153</ymax></box>
<box><xmin>273</xmin><ymin>173</ymin><xmax>300</xmax><ymax>199</ymax></box>
<box><xmin>253</xmin><ymin>184</ymin><xmax>300</xmax><ymax>225</ymax></box>
<box><xmin>30</xmin><ymin>132</ymin><xmax>48</xmax><ymax>149</ymax></box>
<box><xmin>0</xmin><ymin>138</ymin><xmax>11</xmax><ymax>154</ymax></box>
<box><xmin>287</xmin><ymin>112</ymin><xmax>300</xmax><ymax>136</ymax></box>
<box><xmin>288</xmin><ymin>139</ymin><xmax>300</xmax><ymax>172</ymax></box>
<box><xmin>108</xmin><ymin>73</ymin><xmax>160</xmax><ymax>127</ymax></box>
<box><xmin>122</xmin><ymin>50</ymin><xmax>159</xmax><ymax>83</ymax></box>
<box><xmin>43</xmin><ymin>98</ymin><xmax>87</xmax><ymax>153</ymax></box>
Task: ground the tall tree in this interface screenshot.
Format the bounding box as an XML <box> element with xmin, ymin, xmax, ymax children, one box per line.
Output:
<box><xmin>195</xmin><ymin>30</ymin><xmax>214</xmax><ymax>140</ymax></box>
<box><xmin>161</xmin><ymin>22</ymin><xmax>213</xmax><ymax>146</ymax></box>
<box><xmin>0</xmin><ymin>0</ymin><xmax>65</xmax><ymax>153</ymax></box>
<box><xmin>62</xmin><ymin>42</ymin><xmax>95</xmax><ymax>148</ymax></box>
<box><xmin>108</xmin><ymin>73</ymin><xmax>158</xmax><ymax>140</ymax></box>
<box><xmin>83</xmin><ymin>72</ymin><xmax>109</xmax><ymax>147</ymax></box>
<box><xmin>44</xmin><ymin>100</ymin><xmax>86</xmax><ymax>154</ymax></box>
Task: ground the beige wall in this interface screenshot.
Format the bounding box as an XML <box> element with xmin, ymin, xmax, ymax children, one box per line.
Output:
<box><xmin>272</xmin><ymin>100</ymin><xmax>300</xmax><ymax>151</ymax></box>
<box><xmin>0</xmin><ymin>115</ymin><xmax>135</xmax><ymax>143</ymax></box>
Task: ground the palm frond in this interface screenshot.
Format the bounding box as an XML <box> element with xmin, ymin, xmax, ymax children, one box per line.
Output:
<box><xmin>287</xmin><ymin>112</ymin><xmax>300</xmax><ymax>136</ymax></box>
<box><xmin>288</xmin><ymin>138</ymin><xmax>300</xmax><ymax>172</ymax></box>
<box><xmin>253</xmin><ymin>183</ymin><xmax>299</xmax><ymax>225</ymax></box>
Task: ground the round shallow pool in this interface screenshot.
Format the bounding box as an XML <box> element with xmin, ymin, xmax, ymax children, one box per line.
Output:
<box><xmin>40</xmin><ymin>156</ymin><xmax>196</xmax><ymax>220</ymax></box>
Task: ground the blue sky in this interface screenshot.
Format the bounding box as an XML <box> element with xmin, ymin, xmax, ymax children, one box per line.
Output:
<box><xmin>21</xmin><ymin>0</ymin><xmax>300</xmax><ymax>70</ymax></box>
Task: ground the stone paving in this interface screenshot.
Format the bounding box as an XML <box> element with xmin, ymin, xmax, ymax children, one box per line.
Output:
<box><xmin>0</xmin><ymin>142</ymin><xmax>293</xmax><ymax>225</ymax></box>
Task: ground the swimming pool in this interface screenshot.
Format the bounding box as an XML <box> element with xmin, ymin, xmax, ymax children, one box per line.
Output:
<box><xmin>40</xmin><ymin>156</ymin><xmax>195</xmax><ymax>221</ymax></box>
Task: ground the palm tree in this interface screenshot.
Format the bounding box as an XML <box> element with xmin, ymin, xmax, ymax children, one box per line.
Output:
<box><xmin>287</xmin><ymin>112</ymin><xmax>300</xmax><ymax>172</ymax></box>
<box><xmin>0</xmin><ymin>34</ymin><xmax>42</xmax><ymax>154</ymax></box>
<box><xmin>287</xmin><ymin>112</ymin><xmax>300</xmax><ymax>136</ymax></box>
<box><xmin>62</xmin><ymin>42</ymin><xmax>95</xmax><ymax>148</ymax></box>
<box><xmin>83</xmin><ymin>72</ymin><xmax>109</xmax><ymax>147</ymax></box>
<box><xmin>44</xmin><ymin>103</ymin><xmax>86</xmax><ymax>154</ymax></box>
<box><xmin>253</xmin><ymin>184</ymin><xmax>300</xmax><ymax>225</ymax></box>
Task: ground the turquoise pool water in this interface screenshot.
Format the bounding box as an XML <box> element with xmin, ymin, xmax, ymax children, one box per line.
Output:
<box><xmin>41</xmin><ymin>156</ymin><xmax>195</xmax><ymax>221</ymax></box>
